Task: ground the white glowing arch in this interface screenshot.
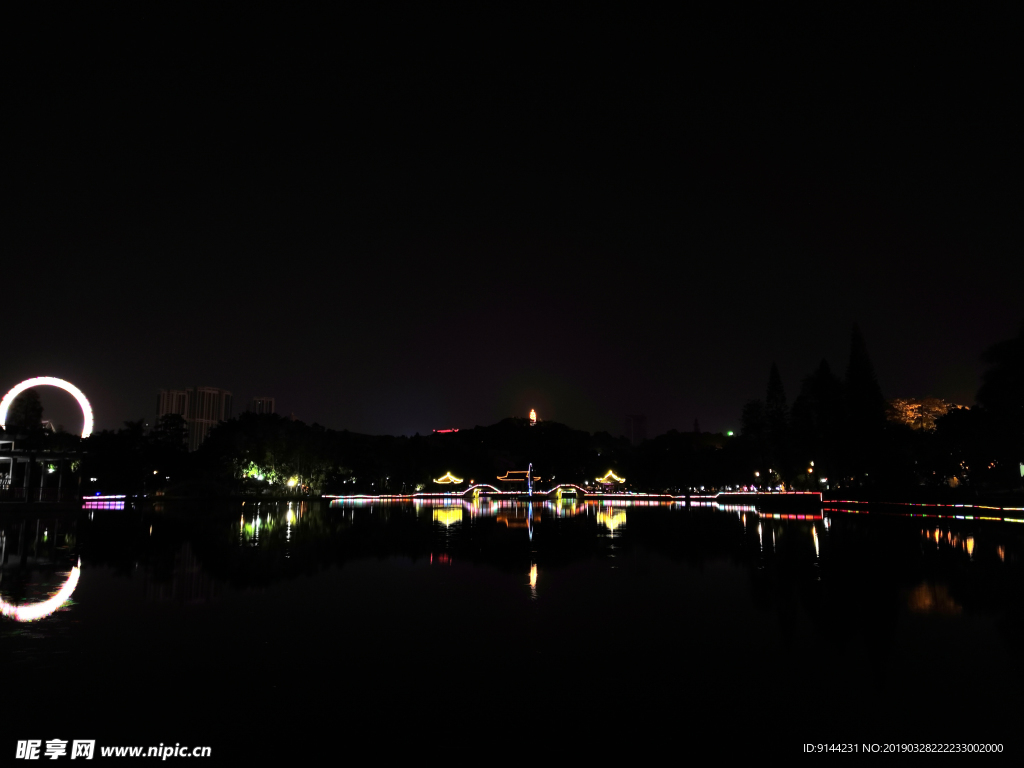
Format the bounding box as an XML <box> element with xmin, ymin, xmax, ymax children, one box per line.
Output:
<box><xmin>0</xmin><ymin>377</ymin><xmax>94</xmax><ymax>438</ymax></box>
<box><xmin>0</xmin><ymin>565</ymin><xmax>80</xmax><ymax>622</ymax></box>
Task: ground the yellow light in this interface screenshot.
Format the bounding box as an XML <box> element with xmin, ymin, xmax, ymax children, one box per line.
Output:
<box><xmin>433</xmin><ymin>508</ymin><xmax>463</xmax><ymax>527</ymax></box>
<box><xmin>529</xmin><ymin>564</ymin><xmax>538</xmax><ymax>589</ymax></box>
<box><xmin>597</xmin><ymin>510</ymin><xmax>626</xmax><ymax>532</ymax></box>
<box><xmin>433</xmin><ymin>472</ymin><xmax>464</xmax><ymax>484</ymax></box>
<box><xmin>596</xmin><ymin>470</ymin><xmax>625</xmax><ymax>484</ymax></box>
<box><xmin>529</xmin><ymin>409</ymin><xmax>537</xmax><ymax>423</ymax></box>
<box><xmin>496</xmin><ymin>470</ymin><xmax>539</xmax><ymax>481</ymax></box>
<box><xmin>966</xmin><ymin>536</ymin><xmax>975</xmax><ymax>556</ymax></box>
<box><xmin>287</xmin><ymin>477</ymin><xmax>298</xmax><ymax>487</ymax></box>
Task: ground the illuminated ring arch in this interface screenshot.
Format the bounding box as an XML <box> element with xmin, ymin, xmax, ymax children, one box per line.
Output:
<box><xmin>0</xmin><ymin>377</ymin><xmax>94</xmax><ymax>438</ymax></box>
<box><xmin>0</xmin><ymin>565</ymin><xmax>80</xmax><ymax>622</ymax></box>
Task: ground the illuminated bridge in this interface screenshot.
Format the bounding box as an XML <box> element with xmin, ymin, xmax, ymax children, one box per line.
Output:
<box><xmin>322</xmin><ymin>485</ymin><xmax>825</xmax><ymax>506</ymax></box>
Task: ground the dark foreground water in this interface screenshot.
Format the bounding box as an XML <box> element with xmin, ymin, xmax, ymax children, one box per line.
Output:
<box><xmin>2</xmin><ymin>498</ymin><xmax>1022</xmax><ymax>760</ymax></box>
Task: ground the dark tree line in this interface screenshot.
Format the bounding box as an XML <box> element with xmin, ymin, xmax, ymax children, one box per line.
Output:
<box><xmin>737</xmin><ymin>322</ymin><xmax>1024</xmax><ymax>495</ymax></box>
<box><xmin>4</xmin><ymin>321</ymin><xmax>1021</xmax><ymax>499</ymax></box>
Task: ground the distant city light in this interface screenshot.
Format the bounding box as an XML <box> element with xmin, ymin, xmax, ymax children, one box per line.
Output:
<box><xmin>529</xmin><ymin>409</ymin><xmax>537</xmax><ymax>425</ymax></box>
<box><xmin>0</xmin><ymin>376</ymin><xmax>94</xmax><ymax>437</ymax></box>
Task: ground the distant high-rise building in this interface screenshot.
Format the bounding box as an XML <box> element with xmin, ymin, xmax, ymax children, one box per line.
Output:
<box><xmin>187</xmin><ymin>387</ymin><xmax>232</xmax><ymax>452</ymax></box>
<box><xmin>158</xmin><ymin>387</ymin><xmax>233</xmax><ymax>452</ymax></box>
<box><xmin>249</xmin><ymin>397</ymin><xmax>276</xmax><ymax>415</ymax></box>
<box><xmin>625</xmin><ymin>414</ymin><xmax>647</xmax><ymax>446</ymax></box>
<box><xmin>157</xmin><ymin>389</ymin><xmax>189</xmax><ymax>419</ymax></box>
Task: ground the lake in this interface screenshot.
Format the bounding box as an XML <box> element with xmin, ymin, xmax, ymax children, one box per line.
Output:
<box><xmin>3</xmin><ymin>498</ymin><xmax>1021</xmax><ymax>760</ymax></box>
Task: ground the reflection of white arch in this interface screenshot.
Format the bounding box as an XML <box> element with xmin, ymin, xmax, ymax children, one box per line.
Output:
<box><xmin>0</xmin><ymin>377</ymin><xmax>94</xmax><ymax>438</ymax></box>
<box><xmin>0</xmin><ymin>565</ymin><xmax>80</xmax><ymax>622</ymax></box>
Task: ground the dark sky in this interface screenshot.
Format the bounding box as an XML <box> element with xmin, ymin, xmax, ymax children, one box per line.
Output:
<box><xmin>7</xmin><ymin>11</ymin><xmax>1022</xmax><ymax>437</ymax></box>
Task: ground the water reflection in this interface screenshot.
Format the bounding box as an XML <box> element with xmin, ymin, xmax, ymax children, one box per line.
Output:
<box><xmin>0</xmin><ymin>517</ymin><xmax>81</xmax><ymax>622</ymax></box>
<box><xmin>432</xmin><ymin>508</ymin><xmax>463</xmax><ymax>527</ymax></box>
<box><xmin>0</xmin><ymin>562</ymin><xmax>80</xmax><ymax>622</ymax></box>
<box><xmin>597</xmin><ymin>510</ymin><xmax>626</xmax><ymax>535</ymax></box>
<box><xmin>908</xmin><ymin>583</ymin><xmax>962</xmax><ymax>615</ymax></box>
<box><xmin>4</xmin><ymin>499</ymin><xmax>1021</xmax><ymax>637</ymax></box>
<box><xmin>4</xmin><ymin>497</ymin><xmax>1021</xmax><ymax>759</ymax></box>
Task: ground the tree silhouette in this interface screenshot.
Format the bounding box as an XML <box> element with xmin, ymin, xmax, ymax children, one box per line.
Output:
<box><xmin>844</xmin><ymin>324</ymin><xmax>887</xmax><ymax>484</ymax></box>
<box><xmin>976</xmin><ymin>317</ymin><xmax>1024</xmax><ymax>418</ymax></box>
<box><xmin>845</xmin><ymin>324</ymin><xmax>887</xmax><ymax>429</ymax></box>
<box><xmin>792</xmin><ymin>359</ymin><xmax>844</xmax><ymax>487</ymax></box>
<box><xmin>7</xmin><ymin>389</ymin><xmax>43</xmax><ymax>428</ymax></box>
<box><xmin>975</xmin><ymin>317</ymin><xmax>1024</xmax><ymax>488</ymax></box>
<box><xmin>765</xmin><ymin>362</ymin><xmax>792</xmax><ymax>485</ymax></box>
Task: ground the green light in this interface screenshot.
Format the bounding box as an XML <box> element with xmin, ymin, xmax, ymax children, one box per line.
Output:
<box><xmin>727</xmin><ymin>431</ymin><xmax>734</xmax><ymax>436</ymax></box>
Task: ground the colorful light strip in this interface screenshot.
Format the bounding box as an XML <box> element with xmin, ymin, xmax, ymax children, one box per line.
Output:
<box><xmin>1</xmin><ymin>566</ymin><xmax>80</xmax><ymax>622</ymax></box>
<box><xmin>0</xmin><ymin>377</ymin><xmax>94</xmax><ymax>438</ymax></box>
<box><xmin>825</xmin><ymin>506</ymin><xmax>1024</xmax><ymax>524</ymax></box>
<box><xmin>757</xmin><ymin>513</ymin><xmax>823</xmax><ymax>520</ymax></box>
<box><xmin>596</xmin><ymin>470</ymin><xmax>625</xmax><ymax>484</ymax></box>
<box><xmin>829</xmin><ymin>499</ymin><xmax>1023</xmax><ymax>512</ymax></box>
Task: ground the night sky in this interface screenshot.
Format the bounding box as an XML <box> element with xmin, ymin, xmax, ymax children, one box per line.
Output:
<box><xmin>7</xmin><ymin>11</ymin><xmax>1022</xmax><ymax>437</ymax></box>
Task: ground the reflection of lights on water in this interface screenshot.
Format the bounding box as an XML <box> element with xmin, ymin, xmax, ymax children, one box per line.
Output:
<box><xmin>597</xmin><ymin>510</ymin><xmax>626</xmax><ymax>534</ymax></box>
<box><xmin>82</xmin><ymin>500</ymin><xmax>125</xmax><ymax>510</ymax></box>
<box><xmin>758</xmin><ymin>523</ymin><xmax>763</xmax><ymax>551</ymax></box>
<box><xmin>908</xmin><ymin>582</ymin><xmax>962</xmax><ymax>615</ymax></box>
<box><xmin>812</xmin><ymin>525</ymin><xmax>819</xmax><ymax>558</ymax></box>
<box><xmin>433</xmin><ymin>508</ymin><xmax>462</xmax><ymax>527</ymax></box>
<box><xmin>923</xmin><ymin>528</ymin><xmax>991</xmax><ymax>559</ymax></box>
<box><xmin>1</xmin><ymin>566</ymin><xmax>80</xmax><ymax>622</ymax></box>
<box><xmin>530</xmin><ymin>564</ymin><xmax>537</xmax><ymax>591</ymax></box>
<box><xmin>998</xmin><ymin>545</ymin><xmax>1005</xmax><ymax>562</ymax></box>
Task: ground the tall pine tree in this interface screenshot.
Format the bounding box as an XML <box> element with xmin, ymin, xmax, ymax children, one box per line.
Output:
<box><xmin>844</xmin><ymin>324</ymin><xmax>887</xmax><ymax>485</ymax></box>
<box><xmin>765</xmin><ymin>362</ymin><xmax>792</xmax><ymax>485</ymax></box>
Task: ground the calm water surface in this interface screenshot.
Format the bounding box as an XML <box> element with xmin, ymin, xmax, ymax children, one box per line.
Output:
<box><xmin>3</xmin><ymin>499</ymin><xmax>1022</xmax><ymax>758</ymax></box>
